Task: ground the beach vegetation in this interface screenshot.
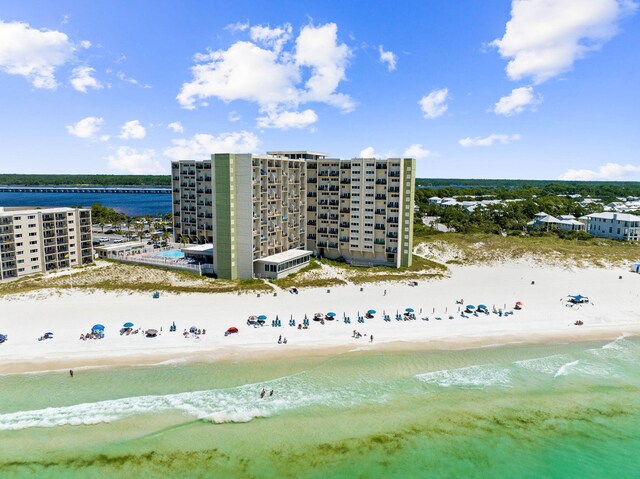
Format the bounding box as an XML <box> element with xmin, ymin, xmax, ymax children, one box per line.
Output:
<box><xmin>413</xmin><ymin>232</ymin><xmax>640</xmax><ymax>267</ymax></box>
<box><xmin>0</xmin><ymin>261</ymin><xmax>272</xmax><ymax>296</ymax></box>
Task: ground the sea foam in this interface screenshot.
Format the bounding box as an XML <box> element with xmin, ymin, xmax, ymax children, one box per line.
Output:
<box><xmin>415</xmin><ymin>365</ymin><xmax>512</xmax><ymax>389</ymax></box>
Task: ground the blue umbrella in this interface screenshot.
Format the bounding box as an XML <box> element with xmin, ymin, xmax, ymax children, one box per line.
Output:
<box><xmin>327</xmin><ymin>312</ymin><xmax>336</xmax><ymax>317</ymax></box>
<box><xmin>44</xmin><ymin>332</ymin><xmax>53</xmax><ymax>338</ymax></box>
<box><xmin>477</xmin><ymin>304</ymin><xmax>487</xmax><ymax>310</ymax></box>
<box><xmin>92</xmin><ymin>324</ymin><xmax>105</xmax><ymax>331</ymax></box>
<box><xmin>466</xmin><ymin>305</ymin><xmax>476</xmax><ymax>310</ymax></box>
<box><xmin>0</xmin><ymin>334</ymin><xmax>6</xmax><ymax>341</ymax></box>
<box><xmin>123</xmin><ymin>322</ymin><xmax>134</xmax><ymax>328</ymax></box>
<box><xmin>367</xmin><ymin>310</ymin><xmax>376</xmax><ymax>315</ymax></box>
<box><xmin>258</xmin><ymin>315</ymin><xmax>267</xmax><ymax>320</ymax></box>
<box><xmin>406</xmin><ymin>308</ymin><xmax>414</xmax><ymax>313</ymax></box>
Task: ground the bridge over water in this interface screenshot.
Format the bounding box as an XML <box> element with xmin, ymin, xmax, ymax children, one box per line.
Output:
<box><xmin>0</xmin><ymin>186</ymin><xmax>171</xmax><ymax>194</ymax></box>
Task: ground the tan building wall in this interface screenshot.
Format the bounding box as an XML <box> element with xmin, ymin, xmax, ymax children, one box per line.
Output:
<box><xmin>0</xmin><ymin>207</ymin><xmax>93</xmax><ymax>282</ymax></box>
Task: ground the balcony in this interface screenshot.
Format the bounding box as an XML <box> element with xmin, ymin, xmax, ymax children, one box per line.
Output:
<box><xmin>375</xmin><ymin>194</ymin><xmax>387</xmax><ymax>200</ymax></box>
<box><xmin>375</xmin><ymin>179</ymin><xmax>387</xmax><ymax>185</ymax></box>
<box><xmin>389</xmin><ymin>171</ymin><xmax>400</xmax><ymax>177</ymax></box>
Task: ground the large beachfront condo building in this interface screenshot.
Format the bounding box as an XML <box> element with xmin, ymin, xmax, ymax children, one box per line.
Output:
<box><xmin>0</xmin><ymin>207</ymin><xmax>94</xmax><ymax>282</ymax></box>
<box><xmin>172</xmin><ymin>152</ymin><xmax>416</xmax><ymax>280</ymax></box>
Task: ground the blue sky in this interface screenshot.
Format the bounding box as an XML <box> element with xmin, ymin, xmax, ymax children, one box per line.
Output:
<box><xmin>0</xmin><ymin>0</ymin><xmax>638</xmax><ymax>180</ymax></box>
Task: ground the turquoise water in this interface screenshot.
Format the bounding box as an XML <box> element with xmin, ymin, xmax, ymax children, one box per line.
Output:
<box><xmin>155</xmin><ymin>250</ymin><xmax>184</xmax><ymax>259</ymax></box>
<box><xmin>0</xmin><ymin>337</ymin><xmax>639</xmax><ymax>478</ymax></box>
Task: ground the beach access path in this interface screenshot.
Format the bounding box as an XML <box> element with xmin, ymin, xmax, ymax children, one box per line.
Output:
<box><xmin>0</xmin><ymin>263</ymin><xmax>639</xmax><ymax>374</ymax></box>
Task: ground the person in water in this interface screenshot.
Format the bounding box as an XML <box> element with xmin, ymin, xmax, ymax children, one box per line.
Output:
<box><xmin>269</xmin><ymin>390</ymin><xmax>274</xmax><ymax>397</ymax></box>
<box><xmin>260</xmin><ymin>388</ymin><xmax>266</xmax><ymax>399</ymax></box>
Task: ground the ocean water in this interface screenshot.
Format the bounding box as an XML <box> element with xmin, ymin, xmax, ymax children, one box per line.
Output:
<box><xmin>0</xmin><ymin>191</ymin><xmax>172</xmax><ymax>217</ymax></box>
<box><xmin>0</xmin><ymin>337</ymin><xmax>639</xmax><ymax>478</ymax></box>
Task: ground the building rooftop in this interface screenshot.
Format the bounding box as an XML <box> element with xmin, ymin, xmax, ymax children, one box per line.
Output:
<box><xmin>0</xmin><ymin>206</ymin><xmax>87</xmax><ymax>215</ymax></box>
<box><xmin>254</xmin><ymin>249</ymin><xmax>312</xmax><ymax>265</ymax></box>
<box><xmin>587</xmin><ymin>212</ymin><xmax>640</xmax><ymax>222</ymax></box>
<box><xmin>182</xmin><ymin>244</ymin><xmax>214</xmax><ymax>255</ymax></box>
<box><xmin>267</xmin><ymin>151</ymin><xmax>329</xmax><ymax>158</ymax></box>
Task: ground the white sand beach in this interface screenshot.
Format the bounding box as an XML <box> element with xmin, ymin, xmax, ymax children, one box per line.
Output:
<box><xmin>1</xmin><ymin>263</ymin><xmax>639</xmax><ymax>374</ymax></box>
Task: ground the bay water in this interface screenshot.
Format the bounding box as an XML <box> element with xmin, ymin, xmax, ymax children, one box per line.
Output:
<box><xmin>0</xmin><ymin>337</ymin><xmax>639</xmax><ymax>478</ymax></box>
<box><xmin>0</xmin><ymin>191</ymin><xmax>171</xmax><ymax>217</ymax></box>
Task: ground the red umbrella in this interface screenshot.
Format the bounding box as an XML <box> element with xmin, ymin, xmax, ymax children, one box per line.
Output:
<box><xmin>226</xmin><ymin>327</ymin><xmax>239</xmax><ymax>334</ymax></box>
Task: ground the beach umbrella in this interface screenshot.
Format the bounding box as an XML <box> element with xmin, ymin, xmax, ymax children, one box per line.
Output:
<box><xmin>466</xmin><ymin>305</ymin><xmax>476</xmax><ymax>310</ymax></box>
<box><xmin>327</xmin><ymin>312</ymin><xmax>336</xmax><ymax>317</ymax></box>
<box><xmin>258</xmin><ymin>315</ymin><xmax>267</xmax><ymax>320</ymax></box>
<box><xmin>314</xmin><ymin>312</ymin><xmax>323</xmax><ymax>318</ymax></box>
<box><xmin>477</xmin><ymin>304</ymin><xmax>487</xmax><ymax>310</ymax></box>
<box><xmin>123</xmin><ymin>322</ymin><xmax>134</xmax><ymax>328</ymax></box>
<box><xmin>367</xmin><ymin>310</ymin><xmax>376</xmax><ymax>315</ymax></box>
<box><xmin>515</xmin><ymin>301</ymin><xmax>524</xmax><ymax>307</ymax></box>
<box><xmin>406</xmin><ymin>308</ymin><xmax>414</xmax><ymax>313</ymax></box>
<box><xmin>44</xmin><ymin>332</ymin><xmax>53</xmax><ymax>338</ymax></box>
<box><xmin>248</xmin><ymin>315</ymin><xmax>258</xmax><ymax>321</ymax></box>
<box><xmin>92</xmin><ymin>324</ymin><xmax>105</xmax><ymax>331</ymax></box>
<box><xmin>226</xmin><ymin>327</ymin><xmax>239</xmax><ymax>334</ymax></box>
<box><xmin>0</xmin><ymin>334</ymin><xmax>6</xmax><ymax>342</ymax></box>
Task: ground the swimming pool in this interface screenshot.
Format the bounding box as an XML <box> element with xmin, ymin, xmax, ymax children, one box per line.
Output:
<box><xmin>155</xmin><ymin>250</ymin><xmax>185</xmax><ymax>259</ymax></box>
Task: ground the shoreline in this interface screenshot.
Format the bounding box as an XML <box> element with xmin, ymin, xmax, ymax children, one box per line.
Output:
<box><xmin>1</xmin><ymin>327</ymin><xmax>638</xmax><ymax>376</ymax></box>
<box><xmin>1</xmin><ymin>263</ymin><xmax>639</xmax><ymax>375</ymax></box>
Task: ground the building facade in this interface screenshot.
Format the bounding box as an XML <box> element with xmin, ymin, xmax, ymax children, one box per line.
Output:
<box><xmin>586</xmin><ymin>212</ymin><xmax>640</xmax><ymax>241</ymax></box>
<box><xmin>0</xmin><ymin>207</ymin><xmax>93</xmax><ymax>282</ymax></box>
<box><xmin>172</xmin><ymin>151</ymin><xmax>416</xmax><ymax>279</ymax></box>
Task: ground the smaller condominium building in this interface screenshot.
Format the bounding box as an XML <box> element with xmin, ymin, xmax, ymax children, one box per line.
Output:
<box><xmin>0</xmin><ymin>207</ymin><xmax>94</xmax><ymax>282</ymax></box>
<box><xmin>586</xmin><ymin>212</ymin><xmax>640</xmax><ymax>241</ymax></box>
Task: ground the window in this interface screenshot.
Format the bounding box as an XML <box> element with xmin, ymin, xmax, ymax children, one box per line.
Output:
<box><xmin>31</xmin><ymin>265</ymin><xmax>39</xmax><ymax>270</ymax></box>
<box><xmin>28</xmin><ymin>223</ymin><xmax>36</xmax><ymax>228</ymax></box>
<box><xmin>17</xmin><ymin>259</ymin><xmax>24</xmax><ymax>264</ymax></box>
<box><xmin>29</xmin><ymin>240</ymin><xmax>37</xmax><ymax>245</ymax></box>
<box><xmin>30</xmin><ymin>248</ymin><xmax>38</xmax><ymax>253</ymax></box>
<box><xmin>29</xmin><ymin>232</ymin><xmax>37</xmax><ymax>237</ymax></box>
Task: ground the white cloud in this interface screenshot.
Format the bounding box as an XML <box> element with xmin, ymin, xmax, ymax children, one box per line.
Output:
<box><xmin>228</xmin><ymin>111</ymin><xmax>241</xmax><ymax>122</ymax></box>
<box><xmin>70</xmin><ymin>66</ymin><xmax>103</xmax><ymax>93</ymax></box>
<box><xmin>419</xmin><ymin>88</ymin><xmax>449</xmax><ymax>119</ymax></box>
<box><xmin>491</xmin><ymin>0</ymin><xmax>637</xmax><ymax>84</ymax></box>
<box><xmin>359</xmin><ymin>146</ymin><xmax>378</xmax><ymax>158</ymax></box>
<box><xmin>378</xmin><ymin>45</ymin><xmax>397</xmax><ymax>71</ymax></box>
<box><xmin>559</xmin><ymin>162</ymin><xmax>640</xmax><ymax>180</ymax></box>
<box><xmin>106</xmin><ymin>146</ymin><xmax>165</xmax><ymax>174</ymax></box>
<box><xmin>116</xmin><ymin>71</ymin><xmax>151</xmax><ymax>88</ymax></box>
<box><xmin>66</xmin><ymin>116</ymin><xmax>104</xmax><ymax>139</ymax></box>
<box><xmin>295</xmin><ymin>23</ymin><xmax>354</xmax><ymax>111</ymax></box>
<box><xmin>164</xmin><ymin>131</ymin><xmax>260</xmax><ymax>160</ymax></box>
<box><xmin>250</xmin><ymin>24</ymin><xmax>292</xmax><ymax>54</ymax></box>
<box><xmin>459</xmin><ymin>133</ymin><xmax>522</xmax><ymax>147</ymax></box>
<box><xmin>404</xmin><ymin>144</ymin><xmax>433</xmax><ymax>159</ymax></box>
<box><xmin>118</xmin><ymin>120</ymin><xmax>146</xmax><ymax>140</ymax></box>
<box><xmin>80</xmin><ymin>40</ymin><xmax>91</xmax><ymax>49</ymax></box>
<box><xmin>0</xmin><ymin>20</ymin><xmax>76</xmax><ymax>89</ymax></box>
<box><xmin>225</xmin><ymin>21</ymin><xmax>249</xmax><ymax>33</ymax></box>
<box><xmin>167</xmin><ymin>121</ymin><xmax>184</xmax><ymax>133</ymax></box>
<box><xmin>494</xmin><ymin>86</ymin><xmax>542</xmax><ymax>116</ymax></box>
<box><xmin>257</xmin><ymin>108</ymin><xmax>318</xmax><ymax>129</ymax></box>
<box><xmin>177</xmin><ymin>22</ymin><xmax>354</xmax><ymax>129</ymax></box>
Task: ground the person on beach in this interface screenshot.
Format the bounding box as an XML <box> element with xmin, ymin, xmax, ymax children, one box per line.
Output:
<box><xmin>69</xmin><ymin>369</ymin><xmax>74</xmax><ymax>377</ymax></box>
<box><xmin>370</xmin><ymin>335</ymin><xmax>374</xmax><ymax>343</ymax></box>
<box><xmin>283</xmin><ymin>337</ymin><xmax>287</xmax><ymax>344</ymax></box>
<box><xmin>384</xmin><ymin>289</ymin><xmax>387</xmax><ymax>296</ymax></box>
